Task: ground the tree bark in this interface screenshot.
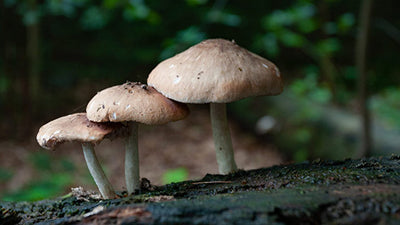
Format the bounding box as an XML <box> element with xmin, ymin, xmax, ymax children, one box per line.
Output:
<box><xmin>355</xmin><ymin>0</ymin><xmax>374</xmax><ymax>158</ymax></box>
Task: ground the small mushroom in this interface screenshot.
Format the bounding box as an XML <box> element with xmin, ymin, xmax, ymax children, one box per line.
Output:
<box><xmin>86</xmin><ymin>82</ymin><xmax>189</xmax><ymax>194</ymax></box>
<box><xmin>148</xmin><ymin>38</ymin><xmax>283</xmax><ymax>174</ymax></box>
<box><xmin>36</xmin><ymin>113</ymin><xmax>126</xmax><ymax>199</ymax></box>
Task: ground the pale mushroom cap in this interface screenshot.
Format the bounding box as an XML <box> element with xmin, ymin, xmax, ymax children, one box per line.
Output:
<box><xmin>86</xmin><ymin>82</ymin><xmax>189</xmax><ymax>124</ymax></box>
<box><xmin>36</xmin><ymin>113</ymin><xmax>124</xmax><ymax>150</ymax></box>
<box><xmin>147</xmin><ymin>38</ymin><xmax>283</xmax><ymax>103</ymax></box>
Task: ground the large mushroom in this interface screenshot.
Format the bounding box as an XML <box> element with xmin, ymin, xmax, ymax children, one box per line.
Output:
<box><xmin>147</xmin><ymin>38</ymin><xmax>283</xmax><ymax>174</ymax></box>
<box><xmin>86</xmin><ymin>81</ymin><xmax>189</xmax><ymax>194</ymax></box>
<box><xmin>36</xmin><ymin>113</ymin><xmax>126</xmax><ymax>199</ymax></box>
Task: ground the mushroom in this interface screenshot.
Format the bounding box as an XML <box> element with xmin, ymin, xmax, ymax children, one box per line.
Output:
<box><xmin>86</xmin><ymin>82</ymin><xmax>189</xmax><ymax>194</ymax></box>
<box><xmin>36</xmin><ymin>113</ymin><xmax>126</xmax><ymax>199</ymax></box>
<box><xmin>147</xmin><ymin>38</ymin><xmax>283</xmax><ymax>174</ymax></box>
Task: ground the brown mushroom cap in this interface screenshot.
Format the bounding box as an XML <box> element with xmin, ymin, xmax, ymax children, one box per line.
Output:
<box><xmin>36</xmin><ymin>113</ymin><xmax>124</xmax><ymax>150</ymax></box>
<box><xmin>86</xmin><ymin>82</ymin><xmax>189</xmax><ymax>124</ymax></box>
<box><xmin>147</xmin><ymin>38</ymin><xmax>283</xmax><ymax>103</ymax></box>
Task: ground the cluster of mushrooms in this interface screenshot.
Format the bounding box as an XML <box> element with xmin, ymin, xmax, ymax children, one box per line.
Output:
<box><xmin>36</xmin><ymin>39</ymin><xmax>283</xmax><ymax>199</ymax></box>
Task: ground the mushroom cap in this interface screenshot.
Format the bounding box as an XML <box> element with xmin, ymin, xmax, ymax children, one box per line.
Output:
<box><xmin>86</xmin><ymin>82</ymin><xmax>189</xmax><ymax>124</ymax></box>
<box><xmin>37</xmin><ymin>113</ymin><xmax>125</xmax><ymax>150</ymax></box>
<box><xmin>147</xmin><ymin>38</ymin><xmax>283</xmax><ymax>104</ymax></box>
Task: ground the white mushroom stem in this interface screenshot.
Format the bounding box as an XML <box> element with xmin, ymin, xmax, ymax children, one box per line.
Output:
<box><xmin>81</xmin><ymin>142</ymin><xmax>115</xmax><ymax>199</ymax></box>
<box><xmin>210</xmin><ymin>103</ymin><xmax>238</xmax><ymax>174</ymax></box>
<box><xmin>125</xmin><ymin>122</ymin><xmax>140</xmax><ymax>194</ymax></box>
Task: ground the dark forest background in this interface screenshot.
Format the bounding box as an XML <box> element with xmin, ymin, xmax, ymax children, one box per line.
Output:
<box><xmin>1</xmin><ymin>0</ymin><xmax>399</xmax><ymax>201</ymax></box>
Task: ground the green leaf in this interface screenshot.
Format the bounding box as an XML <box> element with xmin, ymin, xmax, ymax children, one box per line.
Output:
<box><xmin>123</xmin><ymin>5</ymin><xmax>149</xmax><ymax>20</ymax></box>
<box><xmin>186</xmin><ymin>0</ymin><xmax>208</xmax><ymax>6</ymax></box>
<box><xmin>162</xmin><ymin>168</ymin><xmax>188</xmax><ymax>184</ymax></box>
<box><xmin>80</xmin><ymin>6</ymin><xmax>109</xmax><ymax>30</ymax></box>
<box><xmin>262</xmin><ymin>33</ymin><xmax>279</xmax><ymax>57</ymax></box>
<box><xmin>291</xmin><ymin>3</ymin><xmax>316</xmax><ymax>20</ymax></box>
<box><xmin>207</xmin><ymin>10</ymin><xmax>241</xmax><ymax>27</ymax></box>
<box><xmin>46</xmin><ymin>0</ymin><xmax>80</xmax><ymax>17</ymax></box>
<box><xmin>293</xmin><ymin>149</ymin><xmax>308</xmax><ymax>162</ymax></box>
<box><xmin>160</xmin><ymin>26</ymin><xmax>206</xmax><ymax>60</ymax></box>
<box><xmin>263</xmin><ymin>10</ymin><xmax>293</xmax><ymax>31</ymax></box>
<box><xmin>290</xmin><ymin>80</ymin><xmax>309</xmax><ymax>96</ymax></box>
<box><xmin>123</xmin><ymin>0</ymin><xmax>151</xmax><ymax>20</ymax></box>
<box><xmin>279</xmin><ymin>30</ymin><xmax>305</xmax><ymax>48</ymax></box>
<box><xmin>316</xmin><ymin>38</ymin><xmax>341</xmax><ymax>55</ymax></box>
<box><xmin>337</xmin><ymin>13</ymin><xmax>355</xmax><ymax>33</ymax></box>
<box><xmin>102</xmin><ymin>0</ymin><xmax>119</xmax><ymax>9</ymax></box>
<box><xmin>297</xmin><ymin>18</ymin><xmax>318</xmax><ymax>33</ymax></box>
<box><xmin>309</xmin><ymin>88</ymin><xmax>332</xmax><ymax>103</ymax></box>
<box><xmin>146</xmin><ymin>11</ymin><xmax>161</xmax><ymax>25</ymax></box>
<box><xmin>2</xmin><ymin>173</ymin><xmax>72</xmax><ymax>202</ymax></box>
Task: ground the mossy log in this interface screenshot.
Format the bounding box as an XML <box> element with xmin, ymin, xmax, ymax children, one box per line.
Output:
<box><xmin>1</xmin><ymin>156</ymin><xmax>399</xmax><ymax>225</ymax></box>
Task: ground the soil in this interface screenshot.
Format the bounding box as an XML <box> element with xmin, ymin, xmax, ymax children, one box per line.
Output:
<box><xmin>1</xmin><ymin>155</ymin><xmax>399</xmax><ymax>224</ymax></box>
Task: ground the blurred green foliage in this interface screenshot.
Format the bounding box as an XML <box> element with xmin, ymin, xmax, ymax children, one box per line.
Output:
<box><xmin>372</xmin><ymin>88</ymin><xmax>400</xmax><ymax>129</ymax></box>
<box><xmin>1</xmin><ymin>0</ymin><xmax>399</xmax><ymax>95</ymax></box>
<box><xmin>0</xmin><ymin>168</ymin><xmax>13</xmax><ymax>183</ymax></box>
<box><xmin>289</xmin><ymin>66</ymin><xmax>332</xmax><ymax>104</ymax></box>
<box><xmin>162</xmin><ymin>168</ymin><xmax>189</xmax><ymax>184</ymax></box>
<box><xmin>1</xmin><ymin>152</ymin><xmax>76</xmax><ymax>202</ymax></box>
<box><xmin>2</xmin><ymin>173</ymin><xmax>71</xmax><ymax>202</ymax></box>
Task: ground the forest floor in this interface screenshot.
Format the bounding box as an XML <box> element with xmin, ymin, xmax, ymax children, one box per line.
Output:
<box><xmin>1</xmin><ymin>155</ymin><xmax>399</xmax><ymax>224</ymax></box>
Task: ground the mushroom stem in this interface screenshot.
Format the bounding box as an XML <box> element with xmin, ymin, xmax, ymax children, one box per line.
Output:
<box><xmin>125</xmin><ymin>122</ymin><xmax>140</xmax><ymax>194</ymax></box>
<box><xmin>81</xmin><ymin>142</ymin><xmax>115</xmax><ymax>199</ymax></box>
<box><xmin>210</xmin><ymin>103</ymin><xmax>238</xmax><ymax>174</ymax></box>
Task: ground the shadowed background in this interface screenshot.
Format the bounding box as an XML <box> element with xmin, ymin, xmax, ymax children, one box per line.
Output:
<box><xmin>0</xmin><ymin>0</ymin><xmax>399</xmax><ymax>201</ymax></box>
